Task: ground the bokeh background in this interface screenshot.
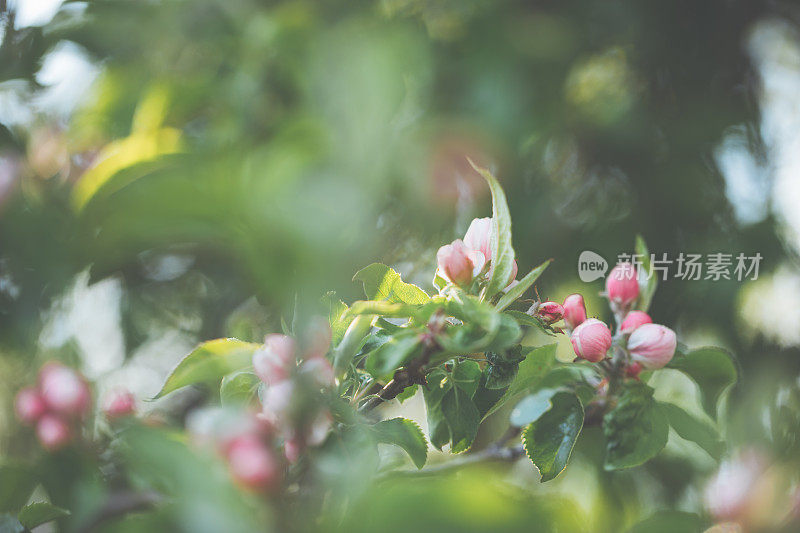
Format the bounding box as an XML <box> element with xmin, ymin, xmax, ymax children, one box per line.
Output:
<box><xmin>2</xmin><ymin>0</ymin><xmax>800</xmax><ymax>531</ymax></box>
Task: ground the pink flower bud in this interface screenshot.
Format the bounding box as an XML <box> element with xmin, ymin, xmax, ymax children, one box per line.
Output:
<box><xmin>606</xmin><ymin>263</ymin><xmax>640</xmax><ymax>307</ymax></box>
<box><xmin>627</xmin><ymin>324</ymin><xmax>676</xmax><ymax>369</ymax></box>
<box><xmin>562</xmin><ymin>294</ymin><xmax>587</xmax><ymax>329</ymax></box>
<box><xmin>625</xmin><ymin>362</ymin><xmax>643</xmax><ymax>378</ymax></box>
<box><xmin>437</xmin><ymin>239</ymin><xmax>478</xmax><ymax>286</ymax></box>
<box><xmin>284</xmin><ymin>435</ymin><xmax>302</xmax><ymax>464</ymax></box>
<box><xmin>39</xmin><ymin>363</ymin><xmax>91</xmax><ymax>418</ymax></box>
<box><xmin>36</xmin><ymin>414</ymin><xmax>71</xmax><ymax>451</ymax></box>
<box><xmin>102</xmin><ymin>389</ymin><xmax>136</xmax><ymax>419</ymax></box>
<box><xmin>536</xmin><ymin>302</ymin><xmax>564</xmax><ymax>324</ymax></box>
<box><xmin>463</xmin><ymin>217</ymin><xmax>492</xmax><ymax>262</ymax></box>
<box><xmin>299</xmin><ymin>356</ymin><xmax>335</xmax><ymax>388</ymax></box>
<box><xmin>15</xmin><ymin>387</ymin><xmax>46</xmax><ymax>425</ymax></box>
<box><xmin>620</xmin><ymin>311</ymin><xmax>652</xmax><ymax>334</ymax></box>
<box><xmin>261</xmin><ymin>381</ymin><xmax>294</xmax><ymax>423</ymax></box>
<box><xmin>226</xmin><ymin>435</ymin><xmax>280</xmax><ymax>491</ymax></box>
<box><xmin>253</xmin><ymin>334</ymin><xmax>296</xmax><ymax>385</ymax></box>
<box><xmin>570</xmin><ymin>319</ymin><xmax>612</xmax><ymax>362</ymax></box>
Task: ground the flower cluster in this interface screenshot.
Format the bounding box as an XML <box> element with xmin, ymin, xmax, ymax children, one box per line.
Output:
<box><xmin>15</xmin><ymin>362</ymin><xmax>92</xmax><ymax>451</ymax></box>
<box><xmin>436</xmin><ymin>217</ymin><xmax>518</xmax><ymax>289</ymax></box>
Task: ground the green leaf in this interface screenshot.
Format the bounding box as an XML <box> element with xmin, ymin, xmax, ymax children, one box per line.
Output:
<box><xmin>658</xmin><ymin>402</ymin><xmax>724</xmax><ymax>460</ymax></box>
<box><xmin>441</xmin><ymin>386</ymin><xmax>480</xmax><ymax>453</ymax></box>
<box><xmin>467</xmin><ymin>159</ymin><xmax>515</xmax><ymax>301</ymax></box>
<box><xmin>667</xmin><ymin>347</ymin><xmax>737</xmax><ymax>419</ymax></box>
<box><xmin>473</xmin><ymin>370</ymin><xmax>508</xmax><ymax>418</ymax></box>
<box><xmin>510</xmin><ymin>388</ymin><xmax>559</xmax><ymax>427</ymax></box>
<box><xmin>371</xmin><ymin>418</ymin><xmax>428</xmax><ymax>469</ymax></box>
<box><xmin>17</xmin><ymin>502</ymin><xmax>70</xmax><ymax>530</ymax></box>
<box><xmin>347</xmin><ymin>300</ymin><xmax>426</xmax><ymax>318</ymax></box>
<box><xmin>521</xmin><ymin>392</ymin><xmax>584</xmax><ymax>482</ymax></box>
<box><xmin>0</xmin><ymin>463</ymin><xmax>37</xmax><ymax>513</ymax></box>
<box><xmin>603</xmin><ymin>383</ymin><xmax>669</xmax><ymax>470</ymax></box>
<box><xmin>0</xmin><ymin>514</ymin><xmax>23</xmax><ymax>533</ymax></box>
<box><xmin>333</xmin><ymin>314</ymin><xmax>373</xmax><ymax>372</ymax></box>
<box><xmin>452</xmin><ymin>360</ymin><xmax>481</xmax><ymax>398</ymax></box>
<box><xmin>634</xmin><ymin>235</ymin><xmax>657</xmax><ymax>312</ymax></box>
<box><xmin>484</xmin><ymin>362</ymin><xmax>519</xmax><ymax>390</ymax></box>
<box><xmin>626</xmin><ymin>511</ymin><xmax>703</xmax><ymax>533</ymax></box>
<box><xmin>353</xmin><ymin>263</ymin><xmax>431</xmax><ymax>304</ymax></box>
<box><xmin>505</xmin><ymin>310</ymin><xmax>556</xmax><ymax>336</ymax></box>
<box><xmin>365</xmin><ymin>332</ymin><xmax>422</xmax><ymax>379</ymax></box>
<box><xmin>422</xmin><ymin>369</ymin><xmax>452</xmax><ymax>450</ymax></box>
<box><xmin>396</xmin><ymin>384</ymin><xmax>417</xmax><ymax>403</ymax></box>
<box><xmin>155</xmin><ymin>338</ymin><xmax>260</xmax><ymax>398</ymax></box>
<box><xmin>495</xmin><ymin>260</ymin><xmax>551</xmax><ymax>311</ymax></box>
<box><xmin>483</xmin><ymin>344</ymin><xmax>557</xmax><ymax>420</ymax></box>
<box><xmin>322</xmin><ymin>291</ymin><xmax>352</xmax><ymax>346</ymax></box>
<box><xmin>220</xmin><ymin>371</ymin><xmax>261</xmax><ymax>407</ymax></box>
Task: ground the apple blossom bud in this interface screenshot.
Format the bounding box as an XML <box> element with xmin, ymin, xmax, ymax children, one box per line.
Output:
<box><xmin>562</xmin><ymin>294</ymin><xmax>587</xmax><ymax>329</ymax></box>
<box><xmin>226</xmin><ymin>435</ymin><xmax>280</xmax><ymax>491</ymax></box>
<box><xmin>39</xmin><ymin>363</ymin><xmax>91</xmax><ymax>418</ymax></box>
<box><xmin>102</xmin><ymin>389</ymin><xmax>136</xmax><ymax>419</ymax></box>
<box><xmin>253</xmin><ymin>334</ymin><xmax>296</xmax><ymax>385</ymax></box>
<box><xmin>36</xmin><ymin>414</ymin><xmax>71</xmax><ymax>451</ymax></box>
<box><xmin>704</xmin><ymin>450</ymin><xmax>766</xmax><ymax>523</ymax></box>
<box><xmin>299</xmin><ymin>356</ymin><xmax>335</xmax><ymax>388</ymax></box>
<box><xmin>625</xmin><ymin>362</ymin><xmax>643</xmax><ymax>378</ymax></box>
<box><xmin>627</xmin><ymin>324</ymin><xmax>677</xmax><ymax>369</ymax></box>
<box><xmin>606</xmin><ymin>263</ymin><xmax>640</xmax><ymax>307</ymax></box>
<box><xmin>536</xmin><ymin>302</ymin><xmax>564</xmax><ymax>324</ymax></box>
<box><xmin>261</xmin><ymin>381</ymin><xmax>294</xmax><ymax>423</ymax></box>
<box><xmin>463</xmin><ymin>217</ymin><xmax>492</xmax><ymax>262</ymax></box>
<box><xmin>284</xmin><ymin>435</ymin><xmax>302</xmax><ymax>464</ymax></box>
<box><xmin>15</xmin><ymin>387</ymin><xmax>46</xmax><ymax>425</ymax></box>
<box><xmin>437</xmin><ymin>239</ymin><xmax>476</xmax><ymax>286</ymax></box>
<box><xmin>620</xmin><ymin>311</ymin><xmax>652</xmax><ymax>334</ymax></box>
<box><xmin>570</xmin><ymin>319</ymin><xmax>612</xmax><ymax>362</ymax></box>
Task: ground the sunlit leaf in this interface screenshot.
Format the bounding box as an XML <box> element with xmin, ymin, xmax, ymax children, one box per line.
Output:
<box><xmin>371</xmin><ymin>418</ymin><xmax>428</xmax><ymax>469</ymax></box>
<box><xmin>658</xmin><ymin>402</ymin><xmax>724</xmax><ymax>460</ymax></box>
<box><xmin>495</xmin><ymin>259</ymin><xmax>551</xmax><ymax>311</ymax></box>
<box><xmin>352</xmin><ymin>263</ymin><xmax>430</xmax><ymax>304</ymax></box>
<box><xmin>668</xmin><ymin>347</ymin><xmax>737</xmax><ymax>419</ymax></box>
<box><xmin>17</xmin><ymin>502</ymin><xmax>69</xmax><ymax>530</ymax></box>
<box><xmin>220</xmin><ymin>371</ymin><xmax>261</xmax><ymax>407</ymax></box>
<box><xmin>467</xmin><ymin>159</ymin><xmax>515</xmax><ymax>301</ymax></box>
<box><xmin>155</xmin><ymin>338</ymin><xmax>260</xmax><ymax>398</ymax></box>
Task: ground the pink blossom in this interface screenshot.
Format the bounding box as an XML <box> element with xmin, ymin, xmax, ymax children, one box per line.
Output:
<box><xmin>36</xmin><ymin>414</ymin><xmax>71</xmax><ymax>451</ymax></box>
<box><xmin>620</xmin><ymin>311</ymin><xmax>652</xmax><ymax>334</ymax></box>
<box><xmin>606</xmin><ymin>263</ymin><xmax>640</xmax><ymax>307</ymax></box>
<box><xmin>628</xmin><ymin>324</ymin><xmax>676</xmax><ymax>369</ymax></box>
<box><xmin>562</xmin><ymin>294</ymin><xmax>587</xmax><ymax>329</ymax></box>
<box><xmin>570</xmin><ymin>319</ymin><xmax>612</xmax><ymax>362</ymax></box>
<box><xmin>15</xmin><ymin>387</ymin><xmax>46</xmax><ymax>425</ymax></box>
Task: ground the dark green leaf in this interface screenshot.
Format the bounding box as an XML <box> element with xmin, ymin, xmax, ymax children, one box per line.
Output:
<box><xmin>495</xmin><ymin>259</ymin><xmax>551</xmax><ymax>311</ymax></box>
<box><xmin>365</xmin><ymin>332</ymin><xmax>422</xmax><ymax>379</ymax></box>
<box><xmin>467</xmin><ymin>160</ymin><xmax>515</xmax><ymax>300</ymax></box>
<box><xmin>483</xmin><ymin>344</ymin><xmax>557</xmax><ymax>420</ymax></box>
<box><xmin>353</xmin><ymin>263</ymin><xmax>430</xmax><ymax>304</ymax></box>
<box><xmin>626</xmin><ymin>511</ymin><xmax>703</xmax><ymax>533</ymax></box>
<box><xmin>634</xmin><ymin>235</ymin><xmax>657</xmax><ymax>312</ymax></box>
<box><xmin>0</xmin><ymin>463</ymin><xmax>37</xmax><ymax>513</ymax></box>
<box><xmin>668</xmin><ymin>347</ymin><xmax>737</xmax><ymax>419</ymax></box>
<box><xmin>505</xmin><ymin>310</ymin><xmax>556</xmax><ymax>336</ymax></box>
<box><xmin>485</xmin><ymin>362</ymin><xmax>519</xmax><ymax>390</ymax></box>
<box><xmin>472</xmin><ymin>370</ymin><xmax>508</xmax><ymax>419</ymax></box>
<box><xmin>521</xmin><ymin>392</ymin><xmax>584</xmax><ymax>482</ymax></box>
<box><xmin>510</xmin><ymin>388</ymin><xmax>559</xmax><ymax>427</ymax></box>
<box><xmin>441</xmin><ymin>386</ymin><xmax>480</xmax><ymax>453</ymax></box>
<box><xmin>371</xmin><ymin>418</ymin><xmax>428</xmax><ymax>469</ymax></box>
<box><xmin>422</xmin><ymin>369</ymin><xmax>452</xmax><ymax>450</ymax></box>
<box><xmin>604</xmin><ymin>384</ymin><xmax>669</xmax><ymax>470</ymax></box>
<box><xmin>155</xmin><ymin>338</ymin><xmax>260</xmax><ymax>398</ymax></box>
<box><xmin>219</xmin><ymin>371</ymin><xmax>261</xmax><ymax>407</ymax></box>
<box><xmin>452</xmin><ymin>360</ymin><xmax>481</xmax><ymax>398</ymax></box>
<box><xmin>658</xmin><ymin>402</ymin><xmax>724</xmax><ymax>460</ymax></box>
<box><xmin>17</xmin><ymin>502</ymin><xmax>70</xmax><ymax>530</ymax></box>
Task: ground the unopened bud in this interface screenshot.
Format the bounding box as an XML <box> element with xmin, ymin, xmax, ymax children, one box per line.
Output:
<box><xmin>620</xmin><ymin>311</ymin><xmax>652</xmax><ymax>334</ymax></box>
<box><xmin>463</xmin><ymin>217</ymin><xmax>492</xmax><ymax>262</ymax></box>
<box><xmin>625</xmin><ymin>362</ymin><xmax>643</xmax><ymax>378</ymax></box>
<box><xmin>606</xmin><ymin>263</ymin><xmax>640</xmax><ymax>308</ymax></box>
<box><xmin>570</xmin><ymin>319</ymin><xmax>612</xmax><ymax>362</ymax></box>
<box><xmin>39</xmin><ymin>363</ymin><xmax>91</xmax><ymax>418</ymax></box>
<box><xmin>627</xmin><ymin>324</ymin><xmax>676</xmax><ymax>369</ymax></box>
<box><xmin>536</xmin><ymin>301</ymin><xmax>564</xmax><ymax>324</ymax></box>
<box><xmin>15</xmin><ymin>387</ymin><xmax>46</xmax><ymax>425</ymax></box>
<box><xmin>102</xmin><ymin>388</ymin><xmax>136</xmax><ymax>419</ymax></box>
<box><xmin>253</xmin><ymin>334</ymin><xmax>296</xmax><ymax>385</ymax></box>
<box><xmin>36</xmin><ymin>414</ymin><xmax>71</xmax><ymax>451</ymax></box>
<box><xmin>261</xmin><ymin>381</ymin><xmax>294</xmax><ymax>423</ymax></box>
<box><xmin>562</xmin><ymin>294</ymin><xmax>587</xmax><ymax>329</ymax></box>
<box><xmin>437</xmin><ymin>239</ymin><xmax>480</xmax><ymax>286</ymax></box>
<box><xmin>226</xmin><ymin>435</ymin><xmax>280</xmax><ymax>491</ymax></box>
